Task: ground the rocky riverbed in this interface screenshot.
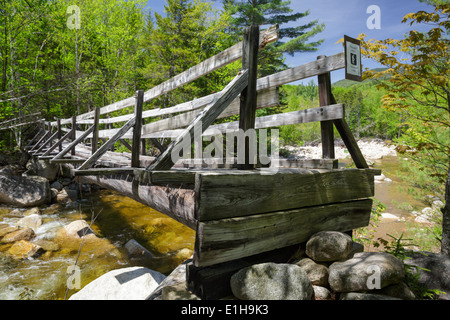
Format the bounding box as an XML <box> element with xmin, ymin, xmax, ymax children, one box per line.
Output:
<box><xmin>0</xmin><ymin>142</ymin><xmax>448</xmax><ymax>300</ymax></box>
<box><xmin>0</xmin><ymin>150</ymin><xmax>194</xmax><ymax>299</ymax></box>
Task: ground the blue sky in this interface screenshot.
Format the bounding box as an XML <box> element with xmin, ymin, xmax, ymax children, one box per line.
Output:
<box><xmin>145</xmin><ymin>0</ymin><xmax>436</xmax><ymax>84</ymax></box>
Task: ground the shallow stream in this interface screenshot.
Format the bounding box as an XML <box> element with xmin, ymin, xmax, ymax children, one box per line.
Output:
<box><xmin>0</xmin><ymin>190</ymin><xmax>195</xmax><ymax>300</ymax></box>
<box><xmin>0</xmin><ymin>155</ymin><xmax>432</xmax><ymax>300</ymax></box>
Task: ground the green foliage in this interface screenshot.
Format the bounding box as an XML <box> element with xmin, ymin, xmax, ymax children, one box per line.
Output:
<box><xmin>222</xmin><ymin>0</ymin><xmax>324</xmax><ymax>76</ymax></box>
<box><xmin>376</xmin><ymin>234</ymin><xmax>445</xmax><ymax>299</ymax></box>
<box><xmin>277</xmin><ymin>74</ymin><xmax>404</xmax><ymax>146</ymax></box>
<box><xmin>141</xmin><ymin>0</ymin><xmax>233</xmax><ymax>109</ymax></box>
<box><xmin>277</xmin><ymin>83</ymin><xmax>321</xmax><ymax>145</ymax></box>
<box><xmin>332</xmin><ymin>81</ymin><xmax>402</xmax><ymax>140</ymax></box>
<box><xmin>353</xmin><ymin>199</ymin><xmax>384</xmax><ymax>248</ymax></box>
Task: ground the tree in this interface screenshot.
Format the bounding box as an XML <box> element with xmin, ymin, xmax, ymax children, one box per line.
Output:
<box><xmin>141</xmin><ymin>0</ymin><xmax>231</xmax><ymax>108</ymax></box>
<box><xmin>360</xmin><ymin>3</ymin><xmax>450</xmax><ymax>255</ymax></box>
<box><xmin>222</xmin><ymin>0</ymin><xmax>325</xmax><ymax>76</ymax></box>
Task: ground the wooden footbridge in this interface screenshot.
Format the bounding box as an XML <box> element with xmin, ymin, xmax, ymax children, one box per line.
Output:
<box><xmin>1</xmin><ymin>25</ymin><xmax>380</xmax><ymax>299</ymax></box>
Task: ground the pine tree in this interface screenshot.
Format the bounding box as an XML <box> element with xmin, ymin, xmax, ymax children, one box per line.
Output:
<box><xmin>223</xmin><ymin>0</ymin><xmax>325</xmax><ymax>75</ymax></box>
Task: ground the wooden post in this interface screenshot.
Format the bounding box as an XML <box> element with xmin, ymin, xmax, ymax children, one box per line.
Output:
<box><xmin>131</xmin><ymin>90</ymin><xmax>144</xmax><ymax>168</ymax></box>
<box><xmin>71</xmin><ymin>116</ymin><xmax>76</xmax><ymax>155</ymax></box>
<box><xmin>238</xmin><ymin>25</ymin><xmax>259</xmax><ymax>170</ymax></box>
<box><xmin>92</xmin><ymin>107</ymin><xmax>100</xmax><ymax>154</ymax></box>
<box><xmin>57</xmin><ymin>119</ymin><xmax>62</xmax><ymax>152</ymax></box>
<box><xmin>317</xmin><ymin>55</ymin><xmax>335</xmax><ymax>159</ymax></box>
<box><xmin>47</xmin><ymin>121</ymin><xmax>53</xmax><ymax>147</ymax></box>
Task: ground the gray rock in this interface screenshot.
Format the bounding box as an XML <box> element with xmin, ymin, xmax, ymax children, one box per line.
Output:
<box><xmin>306</xmin><ymin>231</ymin><xmax>353</xmax><ymax>262</ymax></box>
<box><xmin>23</xmin><ymin>207</ymin><xmax>40</xmax><ymax>216</ymax></box>
<box><xmin>17</xmin><ymin>214</ymin><xmax>42</xmax><ymax>231</ymax></box>
<box><xmin>50</xmin><ymin>181</ymin><xmax>63</xmax><ymax>191</ymax></box>
<box><xmin>58</xmin><ymin>220</ymin><xmax>95</xmax><ymax>239</ymax></box>
<box><xmin>69</xmin><ymin>266</ymin><xmax>166</xmax><ymax>300</ymax></box>
<box><xmin>328</xmin><ymin>252</ymin><xmax>405</xmax><ymax>292</ymax></box>
<box><xmin>405</xmin><ymin>251</ymin><xmax>450</xmax><ymax>300</ymax></box>
<box><xmin>350</xmin><ymin>242</ymin><xmax>364</xmax><ymax>257</ymax></box>
<box><xmin>5</xmin><ymin>209</ymin><xmax>24</xmax><ymax>218</ymax></box>
<box><xmin>147</xmin><ymin>259</ymin><xmax>192</xmax><ymax>300</ymax></box>
<box><xmin>375</xmin><ymin>282</ymin><xmax>415</xmax><ymax>300</ymax></box>
<box><xmin>0</xmin><ymin>175</ymin><xmax>51</xmax><ymax>207</ymax></box>
<box><xmin>25</xmin><ymin>158</ymin><xmax>58</xmax><ymax>181</ymax></box>
<box><xmin>340</xmin><ymin>292</ymin><xmax>401</xmax><ymax>300</ymax></box>
<box><xmin>230</xmin><ymin>262</ymin><xmax>313</xmax><ymax>300</ymax></box>
<box><xmin>162</xmin><ymin>282</ymin><xmax>201</xmax><ymax>300</ymax></box>
<box><xmin>1</xmin><ymin>227</ymin><xmax>35</xmax><ymax>243</ymax></box>
<box><xmin>313</xmin><ymin>285</ymin><xmax>332</xmax><ymax>300</ymax></box>
<box><xmin>0</xmin><ymin>164</ymin><xmax>25</xmax><ymax>176</ymax></box>
<box><xmin>124</xmin><ymin>239</ymin><xmax>155</xmax><ymax>263</ymax></box>
<box><xmin>295</xmin><ymin>257</ymin><xmax>329</xmax><ymax>286</ymax></box>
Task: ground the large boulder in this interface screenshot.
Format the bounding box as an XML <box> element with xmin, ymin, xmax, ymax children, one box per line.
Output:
<box><xmin>0</xmin><ymin>175</ymin><xmax>51</xmax><ymax>207</ymax></box>
<box><xmin>305</xmin><ymin>231</ymin><xmax>353</xmax><ymax>262</ymax></box>
<box><xmin>328</xmin><ymin>252</ymin><xmax>405</xmax><ymax>292</ymax></box>
<box><xmin>25</xmin><ymin>158</ymin><xmax>58</xmax><ymax>181</ymax></box>
<box><xmin>147</xmin><ymin>259</ymin><xmax>192</xmax><ymax>300</ymax></box>
<box><xmin>69</xmin><ymin>266</ymin><xmax>166</xmax><ymax>300</ymax></box>
<box><xmin>230</xmin><ymin>262</ymin><xmax>313</xmax><ymax>300</ymax></box>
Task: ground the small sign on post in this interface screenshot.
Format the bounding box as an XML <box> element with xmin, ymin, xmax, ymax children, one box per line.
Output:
<box><xmin>344</xmin><ymin>35</ymin><xmax>362</xmax><ymax>82</ymax></box>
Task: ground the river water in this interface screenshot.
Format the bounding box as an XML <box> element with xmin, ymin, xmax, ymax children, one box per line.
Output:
<box><xmin>0</xmin><ymin>190</ymin><xmax>195</xmax><ymax>300</ymax></box>
<box><xmin>0</xmin><ymin>155</ymin><xmax>433</xmax><ymax>300</ymax></box>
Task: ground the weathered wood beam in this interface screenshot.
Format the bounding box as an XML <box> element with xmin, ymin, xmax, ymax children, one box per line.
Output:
<box><xmin>40</xmin><ymin>128</ymin><xmax>73</xmax><ymax>157</ymax></box>
<box><xmin>71</xmin><ymin>116</ymin><xmax>77</xmax><ymax>156</ymax></box>
<box><xmin>238</xmin><ymin>25</ymin><xmax>259</xmax><ymax>170</ymax></box>
<box><xmin>78</xmin><ymin>173</ymin><xmax>197</xmax><ymax>229</ymax></box>
<box><xmin>129</xmin><ymin>101</ymin><xmax>342</xmax><ymax>141</ymax></box>
<box><xmin>131</xmin><ymin>90</ymin><xmax>144</xmax><ymax>168</ymax></box>
<box><xmin>318</xmin><ymin>55</ymin><xmax>335</xmax><ymax>159</ymax></box>
<box><xmin>119</xmin><ymin>139</ymin><xmax>132</xmax><ymax>151</ymax></box>
<box><xmin>50</xmin><ymin>125</ymin><xmax>94</xmax><ymax>163</ymax></box>
<box><xmin>329</xmin><ymin>93</ymin><xmax>369</xmax><ymax>169</ymax></box>
<box><xmin>57</xmin><ymin>119</ymin><xmax>62</xmax><ymax>152</ymax></box>
<box><xmin>30</xmin><ymin>130</ymin><xmax>51</xmax><ymax>152</ymax></box>
<box><xmin>147</xmin><ymin>70</ymin><xmax>249</xmax><ymax>171</ymax></box>
<box><xmin>77</xmin><ymin>117</ymin><xmax>136</xmax><ymax>170</ymax></box>
<box><xmin>256</xmin><ymin>52</ymin><xmax>345</xmax><ymax>91</ymax></box>
<box><xmin>33</xmin><ymin>130</ymin><xmax>59</xmax><ymax>154</ymax></box>
<box><xmin>193</xmin><ymin>199</ymin><xmax>373</xmax><ymax>267</ymax></box>
<box><xmin>200</xmin><ymin>103</ymin><xmax>344</xmax><ymax>135</ymax></box>
<box><xmin>91</xmin><ymin>107</ymin><xmax>100</xmax><ymax>154</ymax></box>
<box><xmin>194</xmin><ymin>168</ymin><xmax>376</xmax><ymax>221</ymax></box>
<box><xmin>50</xmin><ymin>158</ymin><xmax>86</xmax><ymax>164</ymax></box>
<box><xmin>73</xmin><ymin>167</ymin><xmax>135</xmax><ymax>176</ymax></box>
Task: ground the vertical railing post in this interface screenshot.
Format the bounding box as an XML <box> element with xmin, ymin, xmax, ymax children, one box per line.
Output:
<box><xmin>48</xmin><ymin>121</ymin><xmax>53</xmax><ymax>147</ymax></box>
<box><xmin>238</xmin><ymin>25</ymin><xmax>259</xmax><ymax>170</ymax></box>
<box><xmin>71</xmin><ymin>116</ymin><xmax>77</xmax><ymax>156</ymax></box>
<box><xmin>317</xmin><ymin>55</ymin><xmax>335</xmax><ymax>159</ymax></box>
<box><xmin>131</xmin><ymin>90</ymin><xmax>144</xmax><ymax>168</ymax></box>
<box><xmin>92</xmin><ymin>107</ymin><xmax>100</xmax><ymax>154</ymax></box>
<box><xmin>57</xmin><ymin>118</ymin><xmax>62</xmax><ymax>152</ymax></box>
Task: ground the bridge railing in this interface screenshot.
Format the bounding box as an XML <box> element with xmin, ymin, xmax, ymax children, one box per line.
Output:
<box><xmin>30</xmin><ymin>24</ymin><xmax>367</xmax><ymax>172</ymax></box>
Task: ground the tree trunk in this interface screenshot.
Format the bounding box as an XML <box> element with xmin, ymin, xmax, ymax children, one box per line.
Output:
<box><xmin>442</xmin><ymin>166</ymin><xmax>450</xmax><ymax>256</ymax></box>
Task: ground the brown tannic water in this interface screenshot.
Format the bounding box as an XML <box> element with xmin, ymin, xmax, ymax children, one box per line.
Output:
<box><xmin>0</xmin><ymin>190</ymin><xmax>195</xmax><ymax>300</ymax></box>
<box><xmin>0</xmin><ymin>155</ymin><xmax>430</xmax><ymax>300</ymax></box>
